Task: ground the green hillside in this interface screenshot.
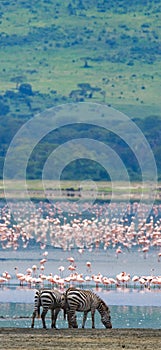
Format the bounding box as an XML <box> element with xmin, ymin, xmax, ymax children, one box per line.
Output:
<box><xmin>1</xmin><ymin>0</ymin><xmax>161</xmax><ymax>180</ymax></box>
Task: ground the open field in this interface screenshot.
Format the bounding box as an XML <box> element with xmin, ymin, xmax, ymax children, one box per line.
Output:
<box><xmin>0</xmin><ymin>180</ymin><xmax>159</xmax><ymax>200</ymax></box>
<box><xmin>1</xmin><ymin>0</ymin><xmax>161</xmax><ymax>107</ymax></box>
<box><xmin>0</xmin><ymin>328</ymin><xmax>161</xmax><ymax>350</ymax></box>
<box><xmin>1</xmin><ymin>1</ymin><xmax>161</xmax><ymax>182</ymax></box>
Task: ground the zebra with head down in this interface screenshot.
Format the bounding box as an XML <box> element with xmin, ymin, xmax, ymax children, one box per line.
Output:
<box><xmin>64</xmin><ymin>287</ymin><xmax>112</xmax><ymax>329</ymax></box>
<box><xmin>31</xmin><ymin>288</ymin><xmax>67</xmax><ymax>329</ymax></box>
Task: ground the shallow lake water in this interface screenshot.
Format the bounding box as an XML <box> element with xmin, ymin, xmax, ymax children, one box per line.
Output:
<box><xmin>0</xmin><ymin>302</ymin><xmax>160</xmax><ymax>329</ymax></box>
<box><xmin>0</xmin><ymin>283</ymin><xmax>161</xmax><ymax>329</ymax></box>
<box><xmin>1</xmin><ymin>199</ymin><xmax>161</xmax><ymax>328</ymax></box>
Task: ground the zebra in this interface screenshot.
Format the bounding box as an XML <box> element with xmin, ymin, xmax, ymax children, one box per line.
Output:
<box><xmin>31</xmin><ymin>288</ymin><xmax>67</xmax><ymax>329</ymax></box>
<box><xmin>64</xmin><ymin>287</ymin><xmax>112</xmax><ymax>329</ymax></box>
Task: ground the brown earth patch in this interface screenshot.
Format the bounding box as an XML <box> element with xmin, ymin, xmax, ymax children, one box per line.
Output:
<box><xmin>0</xmin><ymin>328</ymin><xmax>161</xmax><ymax>350</ymax></box>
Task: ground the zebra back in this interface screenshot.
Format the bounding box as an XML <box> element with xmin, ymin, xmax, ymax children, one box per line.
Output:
<box><xmin>65</xmin><ymin>287</ymin><xmax>101</xmax><ymax>310</ymax></box>
<box><xmin>64</xmin><ymin>287</ymin><xmax>112</xmax><ymax>328</ymax></box>
<box><xmin>32</xmin><ymin>288</ymin><xmax>66</xmax><ymax>329</ymax></box>
<box><xmin>39</xmin><ymin>288</ymin><xmax>63</xmax><ymax>309</ymax></box>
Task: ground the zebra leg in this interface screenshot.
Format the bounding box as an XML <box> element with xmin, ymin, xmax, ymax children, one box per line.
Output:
<box><xmin>51</xmin><ymin>308</ymin><xmax>60</xmax><ymax>329</ymax></box>
<box><xmin>91</xmin><ymin>309</ymin><xmax>96</xmax><ymax>328</ymax></box>
<box><xmin>82</xmin><ymin>311</ymin><xmax>88</xmax><ymax>328</ymax></box>
<box><xmin>41</xmin><ymin>308</ymin><xmax>48</xmax><ymax>329</ymax></box>
<box><xmin>31</xmin><ymin>310</ymin><xmax>36</xmax><ymax>328</ymax></box>
<box><xmin>67</xmin><ymin>312</ymin><xmax>78</xmax><ymax>328</ymax></box>
<box><xmin>72</xmin><ymin>314</ymin><xmax>78</xmax><ymax>328</ymax></box>
<box><xmin>67</xmin><ymin>312</ymin><xmax>73</xmax><ymax>328</ymax></box>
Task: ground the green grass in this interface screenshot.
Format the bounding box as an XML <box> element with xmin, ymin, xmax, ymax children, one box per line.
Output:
<box><xmin>1</xmin><ymin>0</ymin><xmax>161</xmax><ymax>110</ymax></box>
<box><xmin>2</xmin><ymin>48</ymin><xmax>160</xmax><ymax>108</ymax></box>
<box><xmin>0</xmin><ymin>180</ymin><xmax>158</xmax><ymax>192</ymax></box>
<box><xmin>0</xmin><ymin>180</ymin><xmax>158</xmax><ymax>201</ymax></box>
<box><xmin>1</xmin><ymin>1</ymin><xmax>161</xmax><ymax>182</ymax></box>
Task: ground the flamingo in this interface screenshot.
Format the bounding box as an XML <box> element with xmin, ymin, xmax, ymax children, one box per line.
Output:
<box><xmin>158</xmin><ymin>252</ymin><xmax>161</xmax><ymax>262</ymax></box>
<box><xmin>132</xmin><ymin>275</ymin><xmax>140</xmax><ymax>287</ymax></box>
<box><xmin>32</xmin><ymin>265</ymin><xmax>37</xmax><ymax>277</ymax></box>
<box><xmin>58</xmin><ymin>265</ymin><xmax>65</xmax><ymax>277</ymax></box>
<box><xmin>2</xmin><ymin>271</ymin><xmax>11</xmax><ymax>284</ymax></box>
<box><xmin>67</xmin><ymin>257</ymin><xmax>75</xmax><ymax>263</ymax></box>
<box><xmin>85</xmin><ymin>275</ymin><xmax>92</xmax><ymax>285</ymax></box>
<box><xmin>116</xmin><ymin>246</ymin><xmax>122</xmax><ymax>258</ymax></box>
<box><xmin>42</xmin><ymin>251</ymin><xmax>48</xmax><ymax>257</ymax></box>
<box><xmin>68</xmin><ymin>264</ymin><xmax>76</xmax><ymax>272</ymax></box>
<box><xmin>102</xmin><ymin>276</ymin><xmax>111</xmax><ymax>287</ymax></box>
<box><xmin>40</xmin><ymin>258</ymin><xmax>47</xmax><ymax>265</ymax></box>
<box><xmin>108</xmin><ymin>277</ymin><xmax>117</xmax><ymax>287</ymax></box>
<box><xmin>57</xmin><ymin>277</ymin><xmax>65</xmax><ymax>289</ymax></box>
<box><xmin>139</xmin><ymin>277</ymin><xmax>147</xmax><ymax>287</ymax></box>
<box><xmin>14</xmin><ymin>267</ymin><xmax>25</xmax><ymax>286</ymax></box>
<box><xmin>0</xmin><ymin>276</ymin><xmax>7</xmax><ymax>286</ymax></box>
<box><xmin>86</xmin><ymin>261</ymin><xmax>91</xmax><ymax>272</ymax></box>
<box><xmin>92</xmin><ymin>273</ymin><xmax>102</xmax><ymax>289</ymax></box>
<box><xmin>76</xmin><ymin>274</ymin><xmax>85</xmax><ymax>287</ymax></box>
<box><xmin>142</xmin><ymin>246</ymin><xmax>149</xmax><ymax>259</ymax></box>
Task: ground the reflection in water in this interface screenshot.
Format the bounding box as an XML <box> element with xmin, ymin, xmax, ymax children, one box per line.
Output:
<box><xmin>0</xmin><ymin>303</ymin><xmax>161</xmax><ymax>329</ymax></box>
<box><xmin>1</xmin><ymin>285</ymin><xmax>161</xmax><ymax>307</ymax></box>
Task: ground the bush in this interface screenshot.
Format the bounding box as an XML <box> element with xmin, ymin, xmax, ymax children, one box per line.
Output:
<box><xmin>18</xmin><ymin>83</ymin><xmax>33</xmax><ymax>96</ymax></box>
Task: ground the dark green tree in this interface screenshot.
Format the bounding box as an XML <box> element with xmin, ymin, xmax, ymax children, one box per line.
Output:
<box><xmin>18</xmin><ymin>83</ymin><xmax>33</xmax><ymax>96</ymax></box>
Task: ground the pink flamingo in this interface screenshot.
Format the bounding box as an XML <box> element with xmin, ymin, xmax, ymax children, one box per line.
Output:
<box><xmin>58</xmin><ymin>265</ymin><xmax>65</xmax><ymax>277</ymax></box>
<box><xmin>132</xmin><ymin>275</ymin><xmax>140</xmax><ymax>287</ymax></box>
<box><xmin>158</xmin><ymin>252</ymin><xmax>161</xmax><ymax>262</ymax></box>
<box><xmin>67</xmin><ymin>257</ymin><xmax>75</xmax><ymax>263</ymax></box>
<box><xmin>2</xmin><ymin>271</ymin><xmax>11</xmax><ymax>285</ymax></box>
<box><xmin>68</xmin><ymin>264</ymin><xmax>76</xmax><ymax>272</ymax></box>
<box><xmin>86</xmin><ymin>261</ymin><xmax>91</xmax><ymax>273</ymax></box>
<box><xmin>92</xmin><ymin>273</ymin><xmax>102</xmax><ymax>289</ymax></box>
<box><xmin>102</xmin><ymin>276</ymin><xmax>111</xmax><ymax>288</ymax></box>
<box><xmin>0</xmin><ymin>276</ymin><xmax>7</xmax><ymax>286</ymax></box>
<box><xmin>40</xmin><ymin>258</ymin><xmax>47</xmax><ymax>265</ymax></box>
<box><xmin>116</xmin><ymin>246</ymin><xmax>122</xmax><ymax>258</ymax></box>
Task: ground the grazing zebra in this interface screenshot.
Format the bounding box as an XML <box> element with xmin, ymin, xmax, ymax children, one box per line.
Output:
<box><xmin>64</xmin><ymin>287</ymin><xmax>112</xmax><ymax>329</ymax></box>
<box><xmin>31</xmin><ymin>288</ymin><xmax>66</xmax><ymax>329</ymax></box>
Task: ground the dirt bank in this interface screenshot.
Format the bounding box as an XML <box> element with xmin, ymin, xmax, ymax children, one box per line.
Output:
<box><xmin>0</xmin><ymin>328</ymin><xmax>161</xmax><ymax>350</ymax></box>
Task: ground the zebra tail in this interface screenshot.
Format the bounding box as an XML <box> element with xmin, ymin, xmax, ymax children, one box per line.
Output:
<box><xmin>64</xmin><ymin>308</ymin><xmax>67</xmax><ymax>320</ymax></box>
<box><xmin>37</xmin><ymin>303</ymin><xmax>41</xmax><ymax>319</ymax></box>
<box><xmin>35</xmin><ymin>290</ymin><xmax>41</xmax><ymax>318</ymax></box>
<box><xmin>63</xmin><ymin>293</ymin><xmax>70</xmax><ymax>320</ymax></box>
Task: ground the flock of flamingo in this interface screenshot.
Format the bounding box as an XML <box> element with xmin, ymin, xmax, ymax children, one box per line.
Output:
<box><xmin>1</xmin><ymin>253</ymin><xmax>161</xmax><ymax>290</ymax></box>
<box><xmin>1</xmin><ymin>200</ymin><xmax>161</xmax><ymax>289</ymax></box>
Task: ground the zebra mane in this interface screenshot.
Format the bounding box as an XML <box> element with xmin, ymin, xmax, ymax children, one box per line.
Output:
<box><xmin>96</xmin><ymin>294</ymin><xmax>110</xmax><ymax>313</ymax></box>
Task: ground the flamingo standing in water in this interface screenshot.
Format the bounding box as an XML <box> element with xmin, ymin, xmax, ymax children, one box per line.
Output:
<box><xmin>86</xmin><ymin>261</ymin><xmax>91</xmax><ymax>273</ymax></box>
<box><xmin>2</xmin><ymin>271</ymin><xmax>11</xmax><ymax>285</ymax></box>
<box><xmin>116</xmin><ymin>246</ymin><xmax>122</xmax><ymax>258</ymax></box>
<box><xmin>0</xmin><ymin>276</ymin><xmax>7</xmax><ymax>286</ymax></box>
<box><xmin>158</xmin><ymin>252</ymin><xmax>161</xmax><ymax>262</ymax></box>
<box><xmin>92</xmin><ymin>273</ymin><xmax>102</xmax><ymax>289</ymax></box>
<box><xmin>58</xmin><ymin>265</ymin><xmax>65</xmax><ymax>277</ymax></box>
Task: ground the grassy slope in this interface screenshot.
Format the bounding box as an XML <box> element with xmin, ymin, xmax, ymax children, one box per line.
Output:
<box><xmin>1</xmin><ymin>0</ymin><xmax>161</xmax><ymax>184</ymax></box>
<box><xmin>0</xmin><ymin>0</ymin><xmax>161</xmax><ymax>116</ymax></box>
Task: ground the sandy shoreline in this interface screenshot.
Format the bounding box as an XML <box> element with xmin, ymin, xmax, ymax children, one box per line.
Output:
<box><xmin>0</xmin><ymin>328</ymin><xmax>161</xmax><ymax>350</ymax></box>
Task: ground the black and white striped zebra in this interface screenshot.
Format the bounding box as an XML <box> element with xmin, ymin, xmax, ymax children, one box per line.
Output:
<box><xmin>31</xmin><ymin>288</ymin><xmax>66</xmax><ymax>329</ymax></box>
<box><xmin>64</xmin><ymin>287</ymin><xmax>112</xmax><ymax>329</ymax></box>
